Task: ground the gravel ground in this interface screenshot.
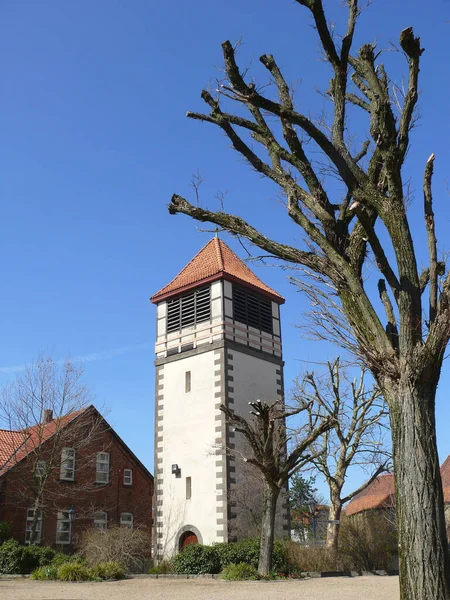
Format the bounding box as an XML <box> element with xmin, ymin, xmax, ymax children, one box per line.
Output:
<box><xmin>0</xmin><ymin>575</ymin><xmax>399</xmax><ymax>600</ymax></box>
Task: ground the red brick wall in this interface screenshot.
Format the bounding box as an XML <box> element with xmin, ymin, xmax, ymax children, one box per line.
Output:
<box><xmin>0</xmin><ymin>415</ymin><xmax>153</xmax><ymax>550</ymax></box>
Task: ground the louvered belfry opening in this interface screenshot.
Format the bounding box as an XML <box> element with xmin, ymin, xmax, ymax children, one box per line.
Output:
<box><xmin>166</xmin><ymin>286</ymin><xmax>211</xmax><ymax>333</ymax></box>
<box><xmin>232</xmin><ymin>284</ymin><xmax>273</xmax><ymax>334</ymax></box>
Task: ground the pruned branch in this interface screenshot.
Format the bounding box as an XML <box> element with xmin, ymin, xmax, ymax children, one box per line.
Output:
<box><xmin>424</xmin><ymin>153</ymin><xmax>438</xmax><ymax>324</ymax></box>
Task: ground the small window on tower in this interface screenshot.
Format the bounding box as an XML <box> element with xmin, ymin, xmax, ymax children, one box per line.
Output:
<box><xmin>185</xmin><ymin>371</ymin><xmax>191</xmax><ymax>393</ymax></box>
<box><xmin>186</xmin><ymin>476</ymin><xmax>192</xmax><ymax>500</ymax></box>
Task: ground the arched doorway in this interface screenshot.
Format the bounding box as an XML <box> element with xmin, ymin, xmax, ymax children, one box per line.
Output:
<box><xmin>179</xmin><ymin>530</ymin><xmax>199</xmax><ymax>551</ymax></box>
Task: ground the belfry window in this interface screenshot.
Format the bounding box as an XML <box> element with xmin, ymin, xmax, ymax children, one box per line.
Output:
<box><xmin>167</xmin><ymin>286</ymin><xmax>211</xmax><ymax>333</ymax></box>
<box><xmin>232</xmin><ymin>285</ymin><xmax>273</xmax><ymax>334</ymax></box>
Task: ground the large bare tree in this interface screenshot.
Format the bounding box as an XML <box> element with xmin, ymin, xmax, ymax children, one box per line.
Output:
<box><xmin>220</xmin><ymin>399</ymin><xmax>332</xmax><ymax>575</ymax></box>
<box><xmin>0</xmin><ymin>356</ymin><xmax>104</xmax><ymax>544</ymax></box>
<box><xmin>292</xmin><ymin>358</ymin><xmax>391</xmax><ymax>551</ymax></box>
<box><xmin>168</xmin><ymin>2</ymin><xmax>450</xmax><ymax>597</ymax></box>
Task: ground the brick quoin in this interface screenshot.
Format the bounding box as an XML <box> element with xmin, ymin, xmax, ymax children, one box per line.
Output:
<box><xmin>0</xmin><ymin>407</ymin><xmax>154</xmax><ymax>551</ymax></box>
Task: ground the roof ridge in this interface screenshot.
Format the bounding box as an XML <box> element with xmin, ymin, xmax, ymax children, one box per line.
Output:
<box><xmin>215</xmin><ymin>238</ymin><xmax>225</xmax><ymax>271</ymax></box>
<box><xmin>151</xmin><ymin>239</ymin><xmax>216</xmax><ymax>301</ymax></box>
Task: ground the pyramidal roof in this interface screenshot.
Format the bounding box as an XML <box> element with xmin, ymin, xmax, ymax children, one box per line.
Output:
<box><xmin>151</xmin><ymin>238</ymin><xmax>284</xmax><ymax>304</ymax></box>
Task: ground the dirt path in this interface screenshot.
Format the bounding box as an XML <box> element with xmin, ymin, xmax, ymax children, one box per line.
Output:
<box><xmin>0</xmin><ymin>575</ymin><xmax>399</xmax><ymax>600</ymax></box>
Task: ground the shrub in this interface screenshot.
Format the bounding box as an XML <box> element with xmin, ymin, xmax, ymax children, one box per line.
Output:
<box><xmin>31</xmin><ymin>565</ymin><xmax>59</xmax><ymax>580</ymax></box>
<box><xmin>80</xmin><ymin>525</ymin><xmax>151</xmax><ymax>573</ymax></box>
<box><xmin>50</xmin><ymin>552</ymin><xmax>84</xmax><ymax>567</ymax></box>
<box><xmin>0</xmin><ymin>522</ymin><xmax>12</xmax><ymax>544</ymax></box>
<box><xmin>25</xmin><ymin>545</ymin><xmax>56</xmax><ymax>568</ymax></box>
<box><xmin>57</xmin><ymin>562</ymin><xmax>91</xmax><ymax>582</ymax></box>
<box><xmin>285</xmin><ymin>542</ymin><xmax>348</xmax><ymax>573</ymax></box>
<box><xmin>221</xmin><ymin>562</ymin><xmax>259</xmax><ymax>580</ymax></box>
<box><xmin>338</xmin><ymin>513</ymin><xmax>397</xmax><ymax>571</ymax></box>
<box><xmin>148</xmin><ymin>560</ymin><xmax>173</xmax><ymax>574</ymax></box>
<box><xmin>172</xmin><ymin>544</ymin><xmax>221</xmax><ymax>574</ymax></box>
<box><xmin>92</xmin><ymin>561</ymin><xmax>126</xmax><ymax>580</ymax></box>
<box><xmin>0</xmin><ymin>540</ymin><xmax>57</xmax><ymax>574</ymax></box>
<box><xmin>214</xmin><ymin>539</ymin><xmax>287</xmax><ymax>572</ymax></box>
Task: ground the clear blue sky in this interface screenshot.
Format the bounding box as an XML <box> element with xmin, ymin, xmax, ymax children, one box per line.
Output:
<box><xmin>1</xmin><ymin>0</ymin><xmax>450</xmax><ymax>500</ymax></box>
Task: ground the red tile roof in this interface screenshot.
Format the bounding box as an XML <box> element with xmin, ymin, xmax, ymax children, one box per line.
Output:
<box><xmin>0</xmin><ymin>408</ymin><xmax>88</xmax><ymax>476</ymax></box>
<box><xmin>345</xmin><ymin>474</ymin><xmax>395</xmax><ymax>516</ymax></box>
<box><xmin>346</xmin><ymin>458</ymin><xmax>450</xmax><ymax>516</ymax></box>
<box><xmin>151</xmin><ymin>238</ymin><xmax>284</xmax><ymax>304</ymax></box>
<box><xmin>0</xmin><ymin>430</ymin><xmax>25</xmax><ymax>467</ymax></box>
<box><xmin>440</xmin><ymin>454</ymin><xmax>450</xmax><ymax>503</ymax></box>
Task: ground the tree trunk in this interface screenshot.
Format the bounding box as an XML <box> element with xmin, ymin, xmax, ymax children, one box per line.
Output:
<box><xmin>326</xmin><ymin>497</ymin><xmax>342</xmax><ymax>553</ymax></box>
<box><xmin>387</xmin><ymin>379</ymin><xmax>450</xmax><ymax>600</ymax></box>
<box><xmin>29</xmin><ymin>495</ymin><xmax>42</xmax><ymax>546</ymax></box>
<box><xmin>258</xmin><ymin>481</ymin><xmax>279</xmax><ymax>575</ymax></box>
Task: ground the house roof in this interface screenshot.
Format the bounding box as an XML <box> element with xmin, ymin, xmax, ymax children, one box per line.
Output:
<box><xmin>0</xmin><ymin>405</ymin><xmax>154</xmax><ymax>482</ymax></box>
<box><xmin>0</xmin><ymin>430</ymin><xmax>25</xmax><ymax>467</ymax></box>
<box><xmin>440</xmin><ymin>454</ymin><xmax>450</xmax><ymax>503</ymax></box>
<box><xmin>345</xmin><ymin>474</ymin><xmax>395</xmax><ymax>516</ymax></box>
<box><xmin>346</xmin><ymin>457</ymin><xmax>450</xmax><ymax>516</ymax></box>
<box><xmin>151</xmin><ymin>238</ymin><xmax>285</xmax><ymax>304</ymax></box>
<box><xmin>0</xmin><ymin>408</ymin><xmax>88</xmax><ymax>476</ymax></box>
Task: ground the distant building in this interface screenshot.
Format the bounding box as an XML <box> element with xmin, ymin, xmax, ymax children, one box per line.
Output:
<box><xmin>151</xmin><ymin>238</ymin><xmax>288</xmax><ymax>560</ymax></box>
<box><xmin>0</xmin><ymin>405</ymin><xmax>153</xmax><ymax>549</ymax></box>
<box><xmin>346</xmin><ymin>458</ymin><xmax>450</xmax><ymax>527</ymax></box>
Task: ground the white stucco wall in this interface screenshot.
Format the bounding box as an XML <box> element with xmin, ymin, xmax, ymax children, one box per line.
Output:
<box><xmin>158</xmin><ymin>349</ymin><xmax>222</xmax><ymax>557</ymax></box>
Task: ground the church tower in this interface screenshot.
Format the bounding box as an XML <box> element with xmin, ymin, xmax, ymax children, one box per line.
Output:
<box><xmin>151</xmin><ymin>238</ymin><xmax>286</xmax><ymax>560</ymax></box>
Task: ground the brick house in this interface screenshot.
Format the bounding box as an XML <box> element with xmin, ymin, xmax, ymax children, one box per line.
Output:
<box><xmin>346</xmin><ymin>457</ymin><xmax>450</xmax><ymax>528</ymax></box>
<box><xmin>0</xmin><ymin>405</ymin><xmax>153</xmax><ymax>550</ymax></box>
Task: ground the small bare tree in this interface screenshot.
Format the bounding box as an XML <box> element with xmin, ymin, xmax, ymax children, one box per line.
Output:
<box><xmin>0</xmin><ymin>356</ymin><xmax>104</xmax><ymax>544</ymax></box>
<box><xmin>220</xmin><ymin>399</ymin><xmax>333</xmax><ymax>575</ymax></box>
<box><xmin>292</xmin><ymin>358</ymin><xmax>390</xmax><ymax>552</ymax></box>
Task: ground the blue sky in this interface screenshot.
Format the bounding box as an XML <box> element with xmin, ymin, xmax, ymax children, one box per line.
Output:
<box><xmin>1</xmin><ymin>0</ymin><xmax>450</xmax><ymax>500</ymax></box>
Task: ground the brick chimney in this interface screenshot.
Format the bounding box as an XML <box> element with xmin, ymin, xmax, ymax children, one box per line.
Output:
<box><xmin>44</xmin><ymin>409</ymin><xmax>53</xmax><ymax>424</ymax></box>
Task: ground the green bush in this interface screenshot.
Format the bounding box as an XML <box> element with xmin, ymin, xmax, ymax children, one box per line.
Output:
<box><xmin>0</xmin><ymin>540</ymin><xmax>57</xmax><ymax>574</ymax></box>
<box><xmin>50</xmin><ymin>552</ymin><xmax>84</xmax><ymax>567</ymax></box>
<box><xmin>0</xmin><ymin>522</ymin><xmax>12</xmax><ymax>544</ymax></box>
<box><xmin>148</xmin><ymin>560</ymin><xmax>173</xmax><ymax>574</ymax></box>
<box><xmin>31</xmin><ymin>565</ymin><xmax>59</xmax><ymax>580</ymax></box>
<box><xmin>172</xmin><ymin>544</ymin><xmax>221</xmax><ymax>574</ymax></box>
<box><xmin>57</xmin><ymin>562</ymin><xmax>91</xmax><ymax>582</ymax></box>
<box><xmin>92</xmin><ymin>561</ymin><xmax>126</xmax><ymax>580</ymax></box>
<box><xmin>221</xmin><ymin>562</ymin><xmax>259</xmax><ymax>580</ymax></box>
<box><xmin>214</xmin><ymin>539</ymin><xmax>287</xmax><ymax>572</ymax></box>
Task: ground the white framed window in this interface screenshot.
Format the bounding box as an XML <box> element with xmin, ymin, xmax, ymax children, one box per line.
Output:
<box><xmin>60</xmin><ymin>448</ymin><xmax>75</xmax><ymax>481</ymax></box>
<box><xmin>96</xmin><ymin>452</ymin><xmax>110</xmax><ymax>484</ymax></box>
<box><xmin>35</xmin><ymin>460</ymin><xmax>46</xmax><ymax>479</ymax></box>
<box><xmin>94</xmin><ymin>511</ymin><xmax>108</xmax><ymax>531</ymax></box>
<box><xmin>120</xmin><ymin>512</ymin><xmax>133</xmax><ymax>529</ymax></box>
<box><xmin>25</xmin><ymin>508</ymin><xmax>42</xmax><ymax>544</ymax></box>
<box><xmin>123</xmin><ymin>469</ymin><xmax>133</xmax><ymax>486</ymax></box>
<box><xmin>56</xmin><ymin>510</ymin><xmax>72</xmax><ymax>544</ymax></box>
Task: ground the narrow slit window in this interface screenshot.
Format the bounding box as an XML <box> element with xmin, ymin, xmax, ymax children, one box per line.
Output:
<box><xmin>186</xmin><ymin>476</ymin><xmax>192</xmax><ymax>500</ymax></box>
<box><xmin>185</xmin><ymin>371</ymin><xmax>191</xmax><ymax>393</ymax></box>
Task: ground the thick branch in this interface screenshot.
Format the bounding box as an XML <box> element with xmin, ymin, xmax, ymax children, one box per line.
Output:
<box><xmin>424</xmin><ymin>153</ymin><xmax>438</xmax><ymax>324</ymax></box>
<box><xmin>169</xmin><ymin>194</ymin><xmax>331</xmax><ymax>275</ymax></box>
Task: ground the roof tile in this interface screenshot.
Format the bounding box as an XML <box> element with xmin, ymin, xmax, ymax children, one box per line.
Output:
<box><xmin>151</xmin><ymin>238</ymin><xmax>284</xmax><ymax>303</ymax></box>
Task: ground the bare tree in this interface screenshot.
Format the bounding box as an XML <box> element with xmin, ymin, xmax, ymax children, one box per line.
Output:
<box><xmin>220</xmin><ymin>399</ymin><xmax>332</xmax><ymax>574</ymax></box>
<box><xmin>0</xmin><ymin>356</ymin><xmax>104</xmax><ymax>544</ymax></box>
<box><xmin>292</xmin><ymin>358</ymin><xmax>390</xmax><ymax>551</ymax></box>
<box><xmin>168</xmin><ymin>1</ymin><xmax>450</xmax><ymax>596</ymax></box>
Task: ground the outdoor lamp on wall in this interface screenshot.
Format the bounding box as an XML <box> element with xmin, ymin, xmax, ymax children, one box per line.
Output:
<box><xmin>172</xmin><ymin>464</ymin><xmax>180</xmax><ymax>475</ymax></box>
